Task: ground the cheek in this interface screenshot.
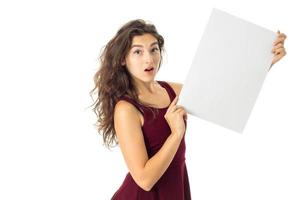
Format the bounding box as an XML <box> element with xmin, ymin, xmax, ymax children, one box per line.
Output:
<box><xmin>154</xmin><ymin>55</ymin><xmax>161</xmax><ymax>64</ymax></box>
<box><xmin>128</xmin><ymin>59</ymin><xmax>143</xmax><ymax>69</ymax></box>
<box><xmin>125</xmin><ymin>59</ymin><xmax>142</xmax><ymax>73</ymax></box>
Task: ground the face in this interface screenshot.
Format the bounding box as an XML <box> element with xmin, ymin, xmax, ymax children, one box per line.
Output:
<box><xmin>122</xmin><ymin>33</ymin><xmax>161</xmax><ymax>83</ymax></box>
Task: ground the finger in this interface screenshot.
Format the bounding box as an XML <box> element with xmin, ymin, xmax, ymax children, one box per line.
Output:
<box><xmin>172</xmin><ymin>105</ymin><xmax>186</xmax><ymax>112</ymax></box>
<box><xmin>277</xmin><ymin>30</ymin><xmax>286</xmax><ymax>37</ymax></box>
<box><xmin>272</xmin><ymin>44</ymin><xmax>283</xmax><ymax>53</ymax></box>
<box><xmin>183</xmin><ymin>111</ymin><xmax>188</xmax><ymax>119</ymax></box>
<box><xmin>279</xmin><ymin>33</ymin><xmax>287</xmax><ymax>39</ymax></box>
<box><xmin>275</xmin><ymin>43</ymin><xmax>284</xmax><ymax>49</ymax></box>
<box><xmin>182</xmin><ymin>111</ymin><xmax>188</xmax><ymax>120</ymax></box>
<box><xmin>272</xmin><ymin>43</ymin><xmax>284</xmax><ymax>53</ymax></box>
<box><xmin>273</xmin><ymin>37</ymin><xmax>286</xmax><ymax>46</ymax></box>
<box><xmin>272</xmin><ymin>56</ymin><xmax>281</xmax><ymax>66</ymax></box>
<box><xmin>183</xmin><ymin>114</ymin><xmax>187</xmax><ymax>121</ymax></box>
<box><xmin>183</xmin><ymin>111</ymin><xmax>187</xmax><ymax>119</ymax></box>
<box><xmin>272</xmin><ymin>50</ymin><xmax>286</xmax><ymax>65</ymax></box>
<box><xmin>277</xmin><ymin>30</ymin><xmax>287</xmax><ymax>39</ymax></box>
<box><xmin>173</xmin><ymin>107</ymin><xmax>182</xmax><ymax>113</ymax></box>
<box><xmin>176</xmin><ymin>108</ymin><xmax>187</xmax><ymax>116</ymax></box>
<box><xmin>166</xmin><ymin>96</ymin><xmax>179</xmax><ymax>113</ymax></box>
<box><xmin>175</xmin><ymin>105</ymin><xmax>185</xmax><ymax>110</ymax></box>
<box><xmin>274</xmin><ymin>33</ymin><xmax>287</xmax><ymax>43</ymax></box>
<box><xmin>171</xmin><ymin>96</ymin><xmax>179</xmax><ymax>106</ymax></box>
<box><xmin>274</xmin><ymin>47</ymin><xmax>285</xmax><ymax>55</ymax></box>
<box><xmin>274</xmin><ymin>49</ymin><xmax>286</xmax><ymax>57</ymax></box>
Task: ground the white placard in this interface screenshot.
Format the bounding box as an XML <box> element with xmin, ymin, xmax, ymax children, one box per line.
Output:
<box><xmin>178</xmin><ymin>8</ymin><xmax>277</xmax><ymax>133</ymax></box>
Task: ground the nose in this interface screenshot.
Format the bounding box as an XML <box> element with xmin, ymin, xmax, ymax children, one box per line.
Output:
<box><xmin>144</xmin><ymin>50</ymin><xmax>154</xmax><ymax>64</ymax></box>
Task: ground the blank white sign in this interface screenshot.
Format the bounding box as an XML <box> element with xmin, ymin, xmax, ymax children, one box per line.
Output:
<box><xmin>178</xmin><ymin>8</ymin><xmax>277</xmax><ymax>133</ymax></box>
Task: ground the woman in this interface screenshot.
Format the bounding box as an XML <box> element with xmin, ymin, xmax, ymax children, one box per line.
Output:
<box><xmin>90</xmin><ymin>19</ymin><xmax>286</xmax><ymax>200</ymax></box>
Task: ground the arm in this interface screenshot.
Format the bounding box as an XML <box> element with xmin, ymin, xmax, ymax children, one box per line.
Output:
<box><xmin>114</xmin><ymin>100</ymin><xmax>182</xmax><ymax>191</ymax></box>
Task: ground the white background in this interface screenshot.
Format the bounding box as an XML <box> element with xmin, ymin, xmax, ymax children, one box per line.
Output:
<box><xmin>0</xmin><ymin>0</ymin><xmax>299</xmax><ymax>199</ymax></box>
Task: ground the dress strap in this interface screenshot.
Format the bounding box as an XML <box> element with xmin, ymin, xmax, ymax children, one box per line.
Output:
<box><xmin>157</xmin><ymin>80</ymin><xmax>177</xmax><ymax>100</ymax></box>
<box><xmin>118</xmin><ymin>80</ymin><xmax>176</xmax><ymax>112</ymax></box>
<box><xmin>118</xmin><ymin>96</ymin><xmax>144</xmax><ymax>114</ymax></box>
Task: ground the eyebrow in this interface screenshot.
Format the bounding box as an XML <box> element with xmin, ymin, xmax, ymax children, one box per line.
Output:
<box><xmin>130</xmin><ymin>42</ymin><xmax>159</xmax><ymax>49</ymax></box>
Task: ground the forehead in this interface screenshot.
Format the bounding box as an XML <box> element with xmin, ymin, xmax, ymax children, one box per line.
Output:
<box><xmin>131</xmin><ymin>34</ymin><xmax>158</xmax><ymax>46</ymax></box>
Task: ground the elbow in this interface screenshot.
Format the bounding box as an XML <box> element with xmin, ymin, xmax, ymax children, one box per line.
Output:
<box><xmin>134</xmin><ymin>173</ymin><xmax>154</xmax><ymax>192</ymax></box>
<box><xmin>138</xmin><ymin>179</ymin><xmax>153</xmax><ymax>192</ymax></box>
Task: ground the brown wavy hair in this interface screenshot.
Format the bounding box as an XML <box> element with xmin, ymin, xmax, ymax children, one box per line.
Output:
<box><xmin>89</xmin><ymin>19</ymin><xmax>165</xmax><ymax>149</ymax></box>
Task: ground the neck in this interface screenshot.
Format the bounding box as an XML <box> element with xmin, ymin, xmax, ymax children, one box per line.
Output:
<box><xmin>132</xmin><ymin>79</ymin><xmax>158</xmax><ymax>95</ymax></box>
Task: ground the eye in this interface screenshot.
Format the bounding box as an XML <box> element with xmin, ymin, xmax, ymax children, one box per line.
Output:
<box><xmin>133</xmin><ymin>49</ymin><xmax>142</xmax><ymax>55</ymax></box>
<box><xmin>152</xmin><ymin>47</ymin><xmax>159</xmax><ymax>52</ymax></box>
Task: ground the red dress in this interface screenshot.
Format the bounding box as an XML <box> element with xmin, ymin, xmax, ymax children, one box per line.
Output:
<box><xmin>111</xmin><ymin>80</ymin><xmax>191</xmax><ymax>200</ymax></box>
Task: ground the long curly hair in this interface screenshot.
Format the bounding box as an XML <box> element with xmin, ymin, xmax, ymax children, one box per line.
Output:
<box><xmin>89</xmin><ymin>19</ymin><xmax>165</xmax><ymax>149</ymax></box>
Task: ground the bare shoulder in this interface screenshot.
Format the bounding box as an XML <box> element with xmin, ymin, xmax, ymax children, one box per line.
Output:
<box><xmin>114</xmin><ymin>100</ymin><xmax>142</xmax><ymax>127</ymax></box>
<box><xmin>166</xmin><ymin>81</ymin><xmax>183</xmax><ymax>96</ymax></box>
<box><xmin>114</xmin><ymin>100</ymin><xmax>138</xmax><ymax>115</ymax></box>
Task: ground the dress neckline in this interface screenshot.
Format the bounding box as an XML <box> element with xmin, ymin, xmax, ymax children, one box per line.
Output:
<box><xmin>141</xmin><ymin>81</ymin><xmax>172</xmax><ymax>110</ymax></box>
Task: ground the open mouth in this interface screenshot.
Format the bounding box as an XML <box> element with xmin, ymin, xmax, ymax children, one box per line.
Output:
<box><xmin>144</xmin><ymin>67</ymin><xmax>154</xmax><ymax>72</ymax></box>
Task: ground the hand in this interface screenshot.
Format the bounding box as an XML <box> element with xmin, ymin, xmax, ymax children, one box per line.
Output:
<box><xmin>164</xmin><ymin>96</ymin><xmax>187</xmax><ymax>140</ymax></box>
<box><xmin>270</xmin><ymin>30</ymin><xmax>287</xmax><ymax>70</ymax></box>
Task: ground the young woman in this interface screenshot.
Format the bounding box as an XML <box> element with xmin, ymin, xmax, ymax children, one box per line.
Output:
<box><xmin>90</xmin><ymin>19</ymin><xmax>286</xmax><ymax>200</ymax></box>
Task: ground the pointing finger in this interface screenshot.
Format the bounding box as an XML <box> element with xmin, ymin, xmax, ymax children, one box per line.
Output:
<box><xmin>166</xmin><ymin>96</ymin><xmax>179</xmax><ymax>113</ymax></box>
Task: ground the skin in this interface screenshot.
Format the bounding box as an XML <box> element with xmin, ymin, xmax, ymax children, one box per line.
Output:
<box><xmin>114</xmin><ymin>32</ymin><xmax>287</xmax><ymax>191</ymax></box>
<box><xmin>270</xmin><ymin>30</ymin><xmax>287</xmax><ymax>69</ymax></box>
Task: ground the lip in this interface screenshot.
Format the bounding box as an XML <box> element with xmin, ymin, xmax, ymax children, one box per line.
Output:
<box><xmin>144</xmin><ymin>67</ymin><xmax>155</xmax><ymax>74</ymax></box>
<box><xmin>144</xmin><ymin>66</ymin><xmax>154</xmax><ymax>71</ymax></box>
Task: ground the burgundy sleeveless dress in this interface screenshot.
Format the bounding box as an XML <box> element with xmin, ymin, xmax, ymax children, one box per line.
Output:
<box><xmin>111</xmin><ymin>80</ymin><xmax>191</xmax><ymax>200</ymax></box>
